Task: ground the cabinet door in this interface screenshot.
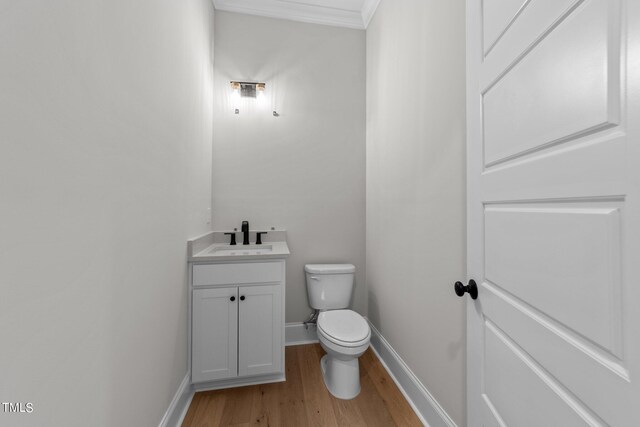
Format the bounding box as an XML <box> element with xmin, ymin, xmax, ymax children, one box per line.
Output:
<box><xmin>192</xmin><ymin>287</ymin><xmax>238</xmax><ymax>383</ymax></box>
<box><xmin>238</xmin><ymin>284</ymin><xmax>283</xmax><ymax>377</ymax></box>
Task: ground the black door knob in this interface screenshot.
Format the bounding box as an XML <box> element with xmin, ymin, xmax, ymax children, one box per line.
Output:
<box><xmin>454</xmin><ymin>280</ymin><xmax>478</xmax><ymax>300</ymax></box>
<box><xmin>230</xmin><ymin>296</ymin><xmax>236</xmax><ymax>302</ymax></box>
<box><xmin>240</xmin><ymin>295</ymin><xmax>245</xmax><ymax>301</ymax></box>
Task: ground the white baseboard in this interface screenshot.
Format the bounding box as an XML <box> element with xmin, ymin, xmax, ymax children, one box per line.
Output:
<box><xmin>158</xmin><ymin>372</ymin><xmax>194</xmax><ymax>427</ymax></box>
<box><xmin>367</xmin><ymin>320</ymin><xmax>458</xmax><ymax>427</ymax></box>
<box><xmin>285</xmin><ymin>322</ymin><xmax>319</xmax><ymax>346</ymax></box>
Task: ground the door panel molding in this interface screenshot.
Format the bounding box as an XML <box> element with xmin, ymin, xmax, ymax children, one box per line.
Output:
<box><xmin>482</xmin><ymin>0</ymin><xmax>621</xmax><ymax>168</ymax></box>
<box><xmin>484</xmin><ymin>320</ymin><xmax>607</xmax><ymax>426</ymax></box>
<box><xmin>484</xmin><ymin>203</ymin><xmax>623</xmax><ymax>357</ymax></box>
<box><xmin>482</xmin><ymin>280</ymin><xmax>628</xmax><ymax>379</ymax></box>
<box><xmin>482</xmin><ymin>0</ymin><xmax>532</xmax><ymax>57</ymax></box>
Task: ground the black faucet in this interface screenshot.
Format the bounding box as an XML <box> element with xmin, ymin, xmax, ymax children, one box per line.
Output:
<box><xmin>256</xmin><ymin>232</ymin><xmax>267</xmax><ymax>245</ymax></box>
<box><xmin>241</xmin><ymin>221</ymin><xmax>250</xmax><ymax>245</ymax></box>
<box><xmin>224</xmin><ymin>232</ymin><xmax>236</xmax><ymax>245</ymax></box>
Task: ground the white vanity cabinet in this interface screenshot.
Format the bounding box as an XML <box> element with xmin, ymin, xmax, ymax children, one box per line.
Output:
<box><xmin>190</xmin><ymin>260</ymin><xmax>285</xmax><ymax>386</ymax></box>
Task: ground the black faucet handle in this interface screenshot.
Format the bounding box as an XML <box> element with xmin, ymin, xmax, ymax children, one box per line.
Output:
<box><xmin>256</xmin><ymin>232</ymin><xmax>267</xmax><ymax>245</ymax></box>
<box><xmin>241</xmin><ymin>221</ymin><xmax>250</xmax><ymax>245</ymax></box>
<box><xmin>224</xmin><ymin>232</ymin><xmax>237</xmax><ymax>245</ymax></box>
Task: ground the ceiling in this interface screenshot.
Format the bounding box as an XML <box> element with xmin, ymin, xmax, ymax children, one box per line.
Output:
<box><xmin>212</xmin><ymin>0</ymin><xmax>381</xmax><ymax>30</ymax></box>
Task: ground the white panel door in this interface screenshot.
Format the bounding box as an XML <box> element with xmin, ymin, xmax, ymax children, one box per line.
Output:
<box><xmin>192</xmin><ymin>287</ymin><xmax>238</xmax><ymax>383</ymax></box>
<box><xmin>466</xmin><ymin>0</ymin><xmax>640</xmax><ymax>425</ymax></box>
<box><xmin>238</xmin><ymin>284</ymin><xmax>283</xmax><ymax>377</ymax></box>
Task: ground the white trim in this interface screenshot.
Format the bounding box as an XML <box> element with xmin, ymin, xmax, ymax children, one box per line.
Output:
<box><xmin>212</xmin><ymin>0</ymin><xmax>367</xmax><ymax>29</ymax></box>
<box><xmin>361</xmin><ymin>0</ymin><xmax>382</xmax><ymax>28</ymax></box>
<box><xmin>158</xmin><ymin>372</ymin><xmax>194</xmax><ymax>427</ymax></box>
<box><xmin>193</xmin><ymin>373</ymin><xmax>286</xmax><ymax>392</ymax></box>
<box><xmin>367</xmin><ymin>320</ymin><xmax>458</xmax><ymax>427</ymax></box>
<box><xmin>285</xmin><ymin>322</ymin><xmax>319</xmax><ymax>346</ymax></box>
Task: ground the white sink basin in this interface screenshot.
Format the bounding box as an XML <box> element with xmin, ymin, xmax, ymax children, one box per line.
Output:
<box><xmin>208</xmin><ymin>244</ymin><xmax>273</xmax><ymax>256</ymax></box>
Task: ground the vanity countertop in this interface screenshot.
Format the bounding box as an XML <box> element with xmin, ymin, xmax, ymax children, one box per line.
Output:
<box><xmin>188</xmin><ymin>231</ymin><xmax>290</xmax><ymax>262</ymax></box>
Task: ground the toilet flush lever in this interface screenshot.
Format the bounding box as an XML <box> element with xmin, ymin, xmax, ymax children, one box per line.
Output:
<box><xmin>310</xmin><ymin>276</ymin><xmax>320</xmax><ymax>280</ymax></box>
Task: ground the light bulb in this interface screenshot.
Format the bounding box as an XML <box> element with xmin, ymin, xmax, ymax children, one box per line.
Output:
<box><xmin>256</xmin><ymin>83</ymin><xmax>266</xmax><ymax>107</ymax></box>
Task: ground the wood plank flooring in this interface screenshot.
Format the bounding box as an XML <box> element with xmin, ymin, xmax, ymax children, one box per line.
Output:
<box><xmin>182</xmin><ymin>344</ymin><xmax>423</xmax><ymax>427</ymax></box>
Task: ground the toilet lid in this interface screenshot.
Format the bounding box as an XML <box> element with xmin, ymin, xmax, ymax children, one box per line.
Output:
<box><xmin>305</xmin><ymin>264</ymin><xmax>356</xmax><ymax>274</ymax></box>
<box><xmin>318</xmin><ymin>310</ymin><xmax>370</xmax><ymax>344</ymax></box>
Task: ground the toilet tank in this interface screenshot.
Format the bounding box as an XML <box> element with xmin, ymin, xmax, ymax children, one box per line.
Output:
<box><xmin>305</xmin><ymin>264</ymin><xmax>356</xmax><ymax>310</ymax></box>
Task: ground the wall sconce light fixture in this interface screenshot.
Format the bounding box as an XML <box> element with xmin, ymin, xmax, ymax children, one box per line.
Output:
<box><xmin>230</xmin><ymin>81</ymin><xmax>274</xmax><ymax>116</ymax></box>
<box><xmin>231</xmin><ymin>81</ymin><xmax>265</xmax><ymax>97</ymax></box>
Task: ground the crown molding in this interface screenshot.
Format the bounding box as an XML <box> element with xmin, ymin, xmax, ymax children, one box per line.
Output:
<box><xmin>212</xmin><ymin>0</ymin><xmax>381</xmax><ymax>30</ymax></box>
<box><xmin>361</xmin><ymin>0</ymin><xmax>381</xmax><ymax>28</ymax></box>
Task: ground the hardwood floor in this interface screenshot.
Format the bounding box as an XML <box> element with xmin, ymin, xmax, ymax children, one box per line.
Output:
<box><xmin>182</xmin><ymin>344</ymin><xmax>423</xmax><ymax>427</ymax></box>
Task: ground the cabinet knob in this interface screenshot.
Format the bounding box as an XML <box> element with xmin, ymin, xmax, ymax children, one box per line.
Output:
<box><xmin>240</xmin><ymin>295</ymin><xmax>245</xmax><ymax>301</ymax></box>
<box><xmin>230</xmin><ymin>296</ymin><xmax>236</xmax><ymax>302</ymax></box>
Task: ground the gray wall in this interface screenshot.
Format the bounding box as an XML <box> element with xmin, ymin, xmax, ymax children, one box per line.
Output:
<box><xmin>366</xmin><ymin>0</ymin><xmax>467</xmax><ymax>425</ymax></box>
<box><xmin>212</xmin><ymin>12</ymin><xmax>367</xmax><ymax>322</ymax></box>
<box><xmin>0</xmin><ymin>1</ymin><xmax>214</xmax><ymax>426</ymax></box>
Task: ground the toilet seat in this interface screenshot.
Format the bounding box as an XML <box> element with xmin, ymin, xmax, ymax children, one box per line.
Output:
<box><xmin>318</xmin><ymin>310</ymin><xmax>371</xmax><ymax>348</ymax></box>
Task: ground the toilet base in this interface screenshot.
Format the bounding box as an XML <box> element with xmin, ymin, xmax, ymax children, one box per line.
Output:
<box><xmin>320</xmin><ymin>354</ymin><xmax>361</xmax><ymax>400</ymax></box>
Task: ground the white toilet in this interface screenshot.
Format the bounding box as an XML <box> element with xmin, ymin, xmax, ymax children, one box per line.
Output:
<box><xmin>305</xmin><ymin>264</ymin><xmax>371</xmax><ymax>399</ymax></box>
